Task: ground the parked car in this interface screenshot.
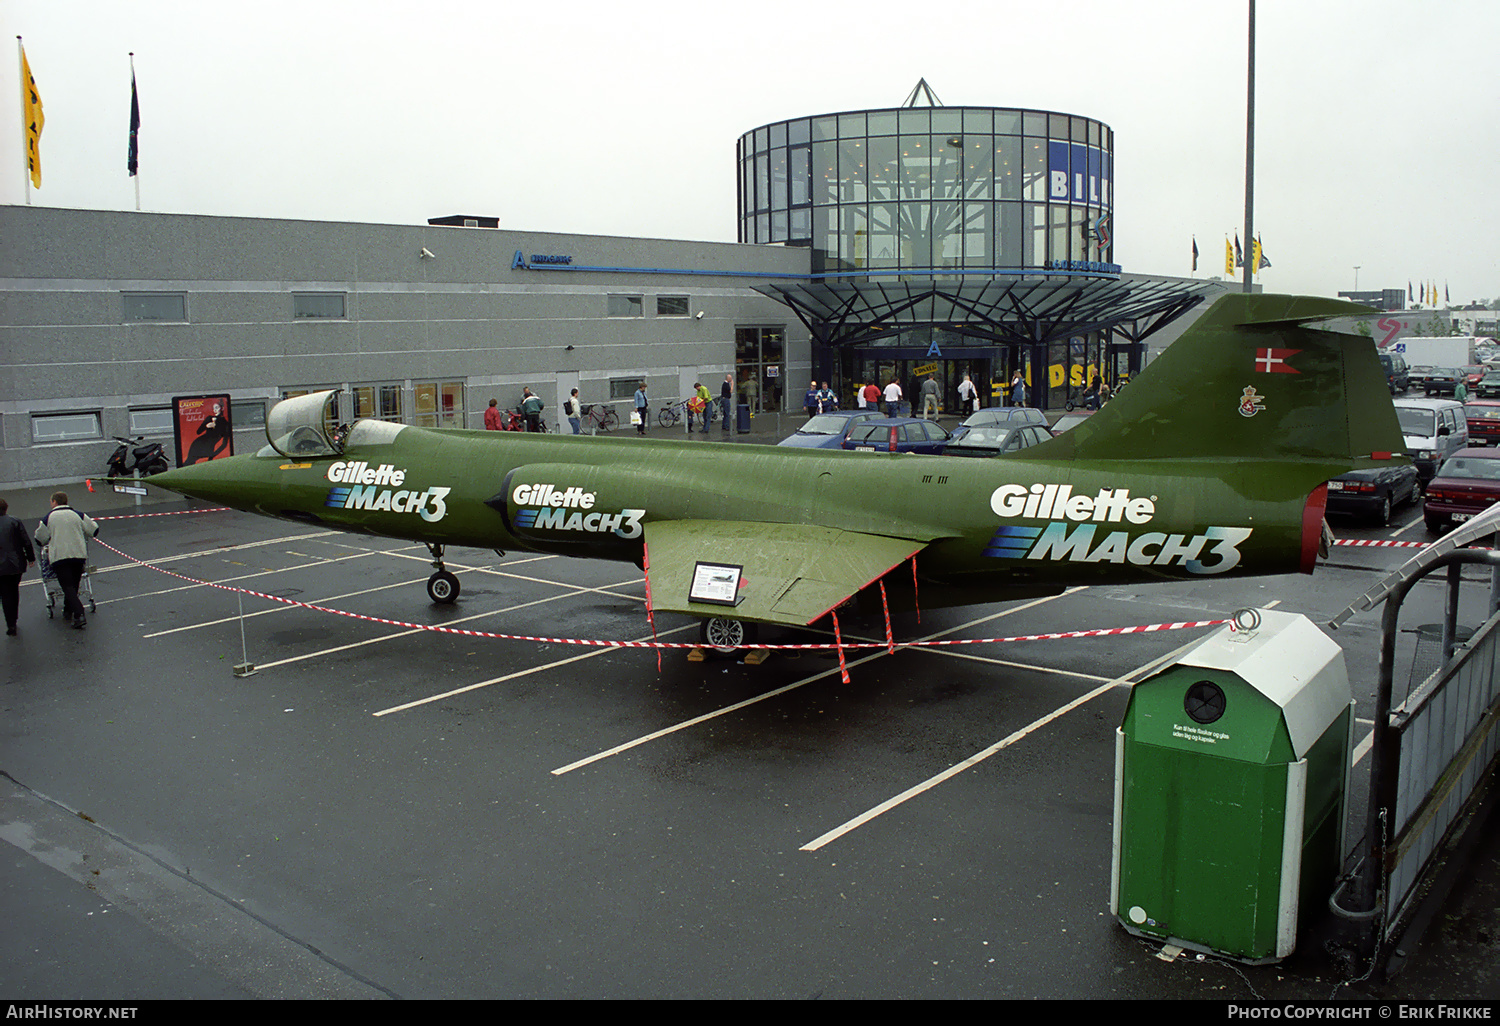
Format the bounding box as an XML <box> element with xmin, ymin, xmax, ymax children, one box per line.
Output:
<box><xmin>944</xmin><ymin>423</ymin><xmax>1055</xmax><ymax>458</ymax></box>
<box><xmin>1476</xmin><ymin>371</ymin><xmax>1500</xmax><ymax>400</ymax></box>
<box><xmin>1408</xmin><ymin>365</ymin><xmax>1436</xmax><ymax>392</ymax></box>
<box><xmin>1049</xmin><ymin>410</ymin><xmax>1095</xmax><ymax>434</ymax></box>
<box><xmin>1378</xmin><ymin>351</ymin><xmax>1410</xmax><ymax>393</ymax></box>
<box><xmin>957</xmin><ymin>406</ymin><xmax>1048</xmax><ymax>429</ymax></box>
<box><xmin>1423</xmin><ymin>447</ymin><xmax>1500</xmax><ymax>533</ymax></box>
<box><xmin>1394</xmin><ymin>397</ymin><xmax>1469</xmax><ymax>485</ymax></box>
<box><xmin>841</xmin><ymin>417</ymin><xmax>951</xmax><ymax>454</ymax></box>
<box><xmin>1466</xmin><ymin>365</ymin><xmax>1488</xmax><ymax>388</ymax></box>
<box><xmin>1325</xmin><ymin>464</ymin><xmax>1422</xmax><ymax>525</ymax></box>
<box><xmin>1465</xmin><ymin>400</ymin><xmax>1500</xmax><ymax>445</ymax></box>
<box><xmin>1423</xmin><ymin>368</ymin><xmax>1463</xmax><ymax>397</ymax></box>
<box><xmin>777</xmin><ymin>409</ymin><xmax>882</xmax><ymax>449</ymax></box>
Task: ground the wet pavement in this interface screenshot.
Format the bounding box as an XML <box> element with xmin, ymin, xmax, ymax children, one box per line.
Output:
<box><xmin>2</xmin><ymin>416</ymin><xmax>1498</xmax><ymax>1001</ymax></box>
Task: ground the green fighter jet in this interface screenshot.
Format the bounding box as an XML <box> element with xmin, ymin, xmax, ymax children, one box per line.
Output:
<box><xmin>135</xmin><ymin>293</ymin><xmax>1405</xmax><ymax>652</ymax></box>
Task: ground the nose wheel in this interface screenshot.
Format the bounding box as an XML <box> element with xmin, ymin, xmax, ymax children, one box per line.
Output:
<box><xmin>426</xmin><ymin>543</ymin><xmax>460</xmax><ymax>604</ymax></box>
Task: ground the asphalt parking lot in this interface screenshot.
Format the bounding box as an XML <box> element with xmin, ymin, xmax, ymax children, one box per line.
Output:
<box><xmin>3</xmin><ymin>420</ymin><xmax>1499</xmax><ymax>1000</ymax></box>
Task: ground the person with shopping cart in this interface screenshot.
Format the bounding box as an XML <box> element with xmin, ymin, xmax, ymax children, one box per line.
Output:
<box><xmin>0</xmin><ymin>497</ymin><xmax>36</xmax><ymax>636</ymax></box>
<box><xmin>35</xmin><ymin>492</ymin><xmax>98</xmax><ymax>631</ymax></box>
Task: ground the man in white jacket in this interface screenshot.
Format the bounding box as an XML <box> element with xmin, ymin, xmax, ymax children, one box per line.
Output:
<box><xmin>35</xmin><ymin>492</ymin><xmax>98</xmax><ymax>629</ymax></box>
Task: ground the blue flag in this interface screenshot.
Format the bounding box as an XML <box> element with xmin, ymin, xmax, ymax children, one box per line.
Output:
<box><xmin>127</xmin><ymin>72</ymin><xmax>140</xmax><ymax>176</ymax></box>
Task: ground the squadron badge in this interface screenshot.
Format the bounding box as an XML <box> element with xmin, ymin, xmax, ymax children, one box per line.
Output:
<box><xmin>1238</xmin><ymin>386</ymin><xmax>1266</xmax><ymax>418</ymax></box>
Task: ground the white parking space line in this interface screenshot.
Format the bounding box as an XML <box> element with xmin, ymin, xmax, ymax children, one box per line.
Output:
<box><xmin>115</xmin><ymin>552</ymin><xmax>375</xmax><ymax>613</ymax></box>
<box><xmin>799</xmin><ymin>638</ymin><xmax>1199</xmax><ymax>852</ymax></box>
<box><xmin>252</xmin><ymin>576</ymin><xmax>648</xmax><ymax>671</ymax></box>
<box><xmin>550</xmin><ymin>591</ymin><xmax>1082</xmax><ymax>777</ymax></box>
<box><xmin>87</xmin><ymin>529</ymin><xmax>339</xmax><ymax>575</ymax></box>
<box><xmin>1389</xmin><ymin>515</ymin><xmax>1425</xmax><ymax>540</ymax></box>
<box><xmin>374</xmin><ymin>624</ymin><xmax>699</xmax><ymax>717</ymax></box>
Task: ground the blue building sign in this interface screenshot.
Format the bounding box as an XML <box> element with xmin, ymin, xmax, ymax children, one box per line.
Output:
<box><xmin>1048</xmin><ymin>141</ymin><xmax>1111</xmax><ymax>207</ymax></box>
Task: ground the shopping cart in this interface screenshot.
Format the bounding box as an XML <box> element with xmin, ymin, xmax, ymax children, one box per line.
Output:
<box><xmin>39</xmin><ymin>548</ymin><xmax>96</xmax><ymax>619</ymax></box>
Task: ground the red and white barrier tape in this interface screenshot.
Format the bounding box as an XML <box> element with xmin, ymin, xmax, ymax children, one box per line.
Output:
<box><xmin>95</xmin><ymin>537</ymin><xmax>1226</xmax><ymax>652</ymax></box>
<box><xmin>94</xmin><ymin>507</ymin><xmax>231</xmax><ymax>521</ymax></box>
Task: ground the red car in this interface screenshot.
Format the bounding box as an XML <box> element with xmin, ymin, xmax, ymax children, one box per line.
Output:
<box><xmin>1423</xmin><ymin>447</ymin><xmax>1500</xmax><ymax>532</ymax></box>
<box><xmin>1463</xmin><ymin>400</ymin><xmax>1500</xmax><ymax>446</ymax></box>
<box><xmin>1466</xmin><ymin>365</ymin><xmax>1488</xmax><ymax>388</ymax></box>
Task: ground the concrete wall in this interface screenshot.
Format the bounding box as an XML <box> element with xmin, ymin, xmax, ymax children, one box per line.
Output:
<box><xmin>0</xmin><ymin>206</ymin><xmax>811</xmax><ymax>487</ymax></box>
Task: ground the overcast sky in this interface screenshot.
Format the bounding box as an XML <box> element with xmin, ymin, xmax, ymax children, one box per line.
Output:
<box><xmin>5</xmin><ymin>0</ymin><xmax>1497</xmax><ymax>304</ymax></box>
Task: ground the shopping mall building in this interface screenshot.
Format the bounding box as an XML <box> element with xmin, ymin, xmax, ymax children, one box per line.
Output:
<box><xmin>1</xmin><ymin>89</ymin><xmax>1229</xmax><ymax>488</ymax></box>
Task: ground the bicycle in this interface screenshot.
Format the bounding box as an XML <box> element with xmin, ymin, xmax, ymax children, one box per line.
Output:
<box><xmin>586</xmin><ymin>404</ymin><xmax>620</xmax><ymax>432</ymax></box>
<box><xmin>658</xmin><ymin>396</ymin><xmax>707</xmax><ymax>429</ymax></box>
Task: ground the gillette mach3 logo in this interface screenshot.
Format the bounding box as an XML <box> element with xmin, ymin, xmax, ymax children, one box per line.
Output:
<box><xmin>510</xmin><ymin>483</ymin><xmax>644</xmax><ymax>540</ymax></box>
<box><xmin>985</xmin><ymin>483</ymin><xmax>1251</xmax><ymax>575</ymax></box>
<box><xmin>324</xmin><ymin>461</ymin><xmax>451</xmax><ymax>521</ymax></box>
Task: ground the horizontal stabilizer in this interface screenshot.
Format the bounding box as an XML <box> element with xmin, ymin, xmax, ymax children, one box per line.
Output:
<box><xmin>644</xmin><ymin>520</ymin><xmax>925</xmax><ymax>627</ymax></box>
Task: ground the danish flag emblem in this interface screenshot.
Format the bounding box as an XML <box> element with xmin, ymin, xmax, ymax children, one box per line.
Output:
<box><xmin>1254</xmin><ymin>348</ymin><xmax>1301</xmax><ymax>374</ymax></box>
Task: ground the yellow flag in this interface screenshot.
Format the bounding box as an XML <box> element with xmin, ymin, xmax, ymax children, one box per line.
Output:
<box><xmin>1225</xmin><ymin>238</ymin><xmax>1233</xmax><ymax>276</ymax></box>
<box><xmin>1251</xmin><ymin>237</ymin><xmax>1262</xmax><ymax>276</ymax></box>
<box><xmin>20</xmin><ymin>46</ymin><xmax>43</xmax><ymax>188</ymax></box>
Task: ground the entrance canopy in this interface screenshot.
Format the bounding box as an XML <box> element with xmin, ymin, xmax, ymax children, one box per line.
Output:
<box><xmin>754</xmin><ymin>274</ymin><xmax>1218</xmax><ymax>349</ymax></box>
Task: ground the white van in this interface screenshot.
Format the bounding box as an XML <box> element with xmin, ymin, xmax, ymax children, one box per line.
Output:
<box><xmin>1393</xmin><ymin>397</ymin><xmax>1468</xmax><ymax>485</ymax></box>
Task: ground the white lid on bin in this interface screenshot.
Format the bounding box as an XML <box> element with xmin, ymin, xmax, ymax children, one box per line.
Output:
<box><xmin>1176</xmin><ymin>609</ymin><xmax>1350</xmax><ymax>759</ymax></box>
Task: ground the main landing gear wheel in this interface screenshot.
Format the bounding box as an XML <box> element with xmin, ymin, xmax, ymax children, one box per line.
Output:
<box><xmin>425</xmin><ymin>542</ymin><xmax>459</xmax><ymax>604</ymax></box>
<box><xmin>427</xmin><ymin>570</ymin><xmax>460</xmax><ymax>604</ymax></box>
<box><xmin>699</xmin><ymin>616</ymin><xmax>758</xmax><ymax>654</ymax></box>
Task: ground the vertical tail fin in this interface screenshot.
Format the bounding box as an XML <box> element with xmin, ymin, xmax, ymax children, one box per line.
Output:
<box><xmin>1035</xmin><ymin>293</ymin><xmax>1405</xmax><ymax>472</ymax></box>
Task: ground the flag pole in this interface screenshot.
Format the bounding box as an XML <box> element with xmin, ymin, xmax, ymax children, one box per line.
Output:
<box><xmin>17</xmin><ymin>37</ymin><xmax>29</xmax><ymax>206</ymax></box>
<box><xmin>1241</xmin><ymin>0</ymin><xmax>1256</xmax><ymax>295</ymax></box>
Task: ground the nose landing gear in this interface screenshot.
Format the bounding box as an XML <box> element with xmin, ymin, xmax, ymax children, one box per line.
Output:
<box><xmin>426</xmin><ymin>543</ymin><xmax>460</xmax><ymax>604</ymax></box>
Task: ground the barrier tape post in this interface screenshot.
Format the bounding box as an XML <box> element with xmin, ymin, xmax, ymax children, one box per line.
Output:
<box><xmin>233</xmin><ymin>591</ymin><xmax>257</xmax><ymax>677</ymax></box>
<box><xmin>879</xmin><ymin>580</ymin><xmax>895</xmax><ymax>654</ymax></box>
<box><xmin>831</xmin><ymin>609</ymin><xmax>850</xmax><ymax>683</ymax></box>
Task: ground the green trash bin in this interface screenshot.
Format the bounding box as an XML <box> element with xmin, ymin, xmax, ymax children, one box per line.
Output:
<box><xmin>1111</xmin><ymin>609</ymin><xmax>1353</xmax><ymax>963</ymax></box>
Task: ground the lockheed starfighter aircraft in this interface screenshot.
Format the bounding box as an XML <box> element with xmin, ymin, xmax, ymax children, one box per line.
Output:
<box><xmin>134</xmin><ymin>294</ymin><xmax>1405</xmax><ymax>651</ymax></box>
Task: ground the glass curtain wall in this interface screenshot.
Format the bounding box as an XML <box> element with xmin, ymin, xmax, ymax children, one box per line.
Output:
<box><xmin>739</xmin><ymin>107</ymin><xmax>1113</xmax><ymax>276</ymax></box>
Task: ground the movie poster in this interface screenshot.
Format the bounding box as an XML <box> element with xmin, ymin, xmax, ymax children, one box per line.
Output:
<box><xmin>173</xmin><ymin>394</ymin><xmax>234</xmax><ymax>467</ymax></box>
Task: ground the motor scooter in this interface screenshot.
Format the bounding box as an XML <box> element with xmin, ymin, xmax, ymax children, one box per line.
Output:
<box><xmin>105</xmin><ymin>435</ymin><xmax>171</xmax><ymax>477</ymax></box>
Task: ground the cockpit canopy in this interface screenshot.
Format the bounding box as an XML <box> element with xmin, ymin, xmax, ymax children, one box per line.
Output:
<box><xmin>265</xmin><ymin>390</ymin><xmax>342</xmax><ymax>458</ymax></box>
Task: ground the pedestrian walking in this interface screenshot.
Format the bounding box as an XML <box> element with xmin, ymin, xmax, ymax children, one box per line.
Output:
<box><xmin>920</xmin><ymin>375</ymin><xmax>939</xmax><ymax>419</ymax></box>
<box><xmin>34</xmin><ymin>492</ymin><xmax>97</xmax><ymax>630</ymax></box>
<box><xmin>521</xmin><ymin>387</ymin><xmax>544</xmax><ymax>432</ymax></box>
<box><xmin>564</xmin><ymin>388</ymin><xmax>582</xmax><ymax>434</ymax></box>
<box><xmin>484</xmin><ymin>398</ymin><xmax>503</xmax><ymax>430</ymax></box>
<box><xmin>634</xmin><ymin>382</ymin><xmax>649</xmax><ymax>435</ymax></box>
<box><xmin>883</xmin><ymin>379</ymin><xmax>903</xmax><ymax>417</ymax></box>
<box><xmin>0</xmin><ymin>497</ymin><xmax>36</xmax><ymax>636</ymax></box>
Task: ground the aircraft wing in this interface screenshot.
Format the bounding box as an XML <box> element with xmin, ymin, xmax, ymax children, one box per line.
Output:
<box><xmin>644</xmin><ymin>520</ymin><xmax>927</xmax><ymax>627</ymax></box>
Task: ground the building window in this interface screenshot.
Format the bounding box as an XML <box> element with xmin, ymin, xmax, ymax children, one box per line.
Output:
<box><xmin>232</xmin><ymin>400</ymin><xmax>267</xmax><ymax>429</ymax></box>
<box><xmin>293</xmin><ymin>293</ymin><xmax>346</xmax><ymax>319</ymax></box>
<box><xmin>414</xmin><ymin>381</ymin><xmax>464</xmax><ymax>428</ymax></box>
<box><xmin>656</xmin><ymin>296</ymin><xmax>689</xmax><ymax>317</ymax></box>
<box><xmin>123</xmin><ymin>292</ymin><xmax>186</xmax><ymax>321</ymax></box>
<box><xmin>32</xmin><ymin>412</ymin><xmax>102</xmax><ymax>443</ymax></box>
<box><xmin>609</xmin><ymin>378</ymin><xmax>643</xmax><ymax>401</ymax></box>
<box><xmin>352</xmin><ymin>384</ymin><xmax>403</xmax><ymax>422</ymax></box>
<box><xmin>607</xmin><ymin>295</ymin><xmax>643</xmax><ymax>317</ymax></box>
<box><xmin>128</xmin><ymin>408</ymin><xmax>173</xmax><ymax>435</ymax></box>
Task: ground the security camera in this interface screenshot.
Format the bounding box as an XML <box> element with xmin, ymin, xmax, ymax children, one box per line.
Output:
<box><xmin>694</xmin><ymin>311</ymin><xmax>705</xmax><ymax>320</ymax></box>
<box><xmin>419</xmin><ymin>247</ymin><xmax>435</xmax><ymax>259</ymax></box>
